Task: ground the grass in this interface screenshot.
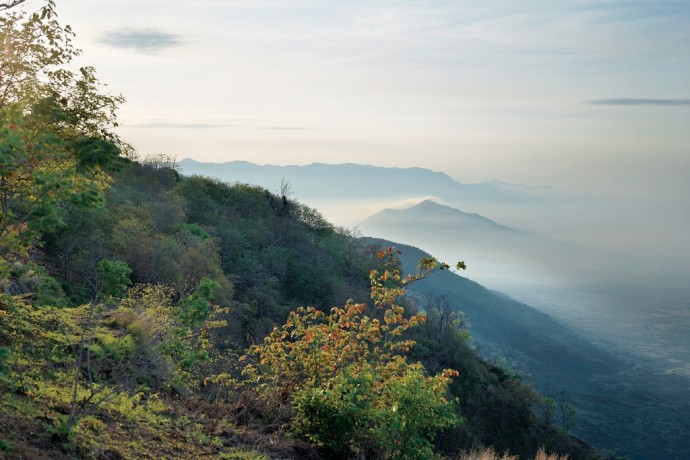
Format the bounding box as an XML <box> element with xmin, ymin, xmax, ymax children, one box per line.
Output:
<box><xmin>458</xmin><ymin>447</ymin><xmax>569</xmax><ymax>460</ymax></box>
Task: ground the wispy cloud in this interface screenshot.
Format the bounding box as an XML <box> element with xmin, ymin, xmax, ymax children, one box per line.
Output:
<box><xmin>262</xmin><ymin>126</ymin><xmax>311</xmax><ymax>131</ymax></box>
<box><xmin>124</xmin><ymin>122</ymin><xmax>312</xmax><ymax>130</ymax></box>
<box><xmin>125</xmin><ymin>123</ymin><xmax>233</xmax><ymax>129</ymax></box>
<box><xmin>588</xmin><ymin>98</ymin><xmax>690</xmax><ymax>107</ymax></box>
<box><xmin>100</xmin><ymin>29</ymin><xmax>181</xmax><ymax>53</ymax></box>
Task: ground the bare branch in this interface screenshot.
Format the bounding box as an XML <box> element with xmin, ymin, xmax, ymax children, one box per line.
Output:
<box><xmin>0</xmin><ymin>0</ymin><xmax>26</xmax><ymax>11</ymax></box>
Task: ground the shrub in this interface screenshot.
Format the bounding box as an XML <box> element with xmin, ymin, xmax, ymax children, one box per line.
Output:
<box><xmin>242</xmin><ymin>248</ymin><xmax>460</xmax><ymax>458</ymax></box>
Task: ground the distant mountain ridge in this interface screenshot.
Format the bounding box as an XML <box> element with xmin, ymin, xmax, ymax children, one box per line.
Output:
<box><xmin>179</xmin><ymin>158</ymin><xmax>542</xmax><ymax>203</ymax></box>
<box><xmin>358</xmin><ymin>198</ymin><xmax>567</xmax><ymax>291</ymax></box>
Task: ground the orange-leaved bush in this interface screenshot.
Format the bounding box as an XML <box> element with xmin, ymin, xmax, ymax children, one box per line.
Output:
<box><xmin>242</xmin><ymin>247</ymin><xmax>460</xmax><ymax>459</ymax></box>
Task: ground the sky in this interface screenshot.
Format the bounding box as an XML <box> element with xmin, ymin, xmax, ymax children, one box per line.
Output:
<box><xmin>27</xmin><ymin>0</ymin><xmax>684</xmax><ymax>196</ymax></box>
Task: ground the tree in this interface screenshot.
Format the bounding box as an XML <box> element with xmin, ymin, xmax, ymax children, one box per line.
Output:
<box><xmin>95</xmin><ymin>259</ymin><xmax>132</xmax><ymax>302</ymax></box>
<box><xmin>0</xmin><ymin>1</ymin><xmax>125</xmax><ymax>282</ymax></box>
<box><xmin>0</xmin><ymin>0</ymin><xmax>125</xmax><ymax>118</ymax></box>
<box><xmin>556</xmin><ymin>391</ymin><xmax>577</xmax><ymax>446</ymax></box>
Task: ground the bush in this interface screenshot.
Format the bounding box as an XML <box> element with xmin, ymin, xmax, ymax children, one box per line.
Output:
<box><xmin>292</xmin><ymin>361</ymin><xmax>458</xmax><ymax>459</ymax></box>
<box><xmin>0</xmin><ymin>438</ymin><xmax>13</xmax><ymax>453</ymax></box>
<box><xmin>242</xmin><ymin>249</ymin><xmax>460</xmax><ymax>458</ymax></box>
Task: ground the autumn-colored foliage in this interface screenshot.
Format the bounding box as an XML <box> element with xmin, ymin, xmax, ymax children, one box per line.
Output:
<box><xmin>242</xmin><ymin>248</ymin><xmax>460</xmax><ymax>458</ymax></box>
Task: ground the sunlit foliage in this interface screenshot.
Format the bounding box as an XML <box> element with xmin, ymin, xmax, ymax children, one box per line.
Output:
<box><xmin>242</xmin><ymin>248</ymin><xmax>460</xmax><ymax>458</ymax></box>
<box><xmin>0</xmin><ymin>1</ymin><xmax>125</xmax><ymax>282</ymax></box>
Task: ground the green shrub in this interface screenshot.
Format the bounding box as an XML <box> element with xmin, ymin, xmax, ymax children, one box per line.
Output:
<box><xmin>0</xmin><ymin>438</ymin><xmax>12</xmax><ymax>453</ymax></box>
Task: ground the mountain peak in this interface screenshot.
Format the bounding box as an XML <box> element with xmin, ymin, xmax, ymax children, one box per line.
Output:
<box><xmin>414</xmin><ymin>198</ymin><xmax>444</xmax><ymax>208</ymax></box>
<box><xmin>362</xmin><ymin>199</ymin><xmax>511</xmax><ymax>231</ymax></box>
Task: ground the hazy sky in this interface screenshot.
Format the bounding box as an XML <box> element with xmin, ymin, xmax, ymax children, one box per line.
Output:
<box><xmin>30</xmin><ymin>1</ymin><xmax>689</xmax><ymax>197</ymax></box>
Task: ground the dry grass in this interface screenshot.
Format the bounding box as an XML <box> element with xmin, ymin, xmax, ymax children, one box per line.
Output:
<box><xmin>458</xmin><ymin>447</ymin><xmax>519</xmax><ymax>460</ymax></box>
<box><xmin>535</xmin><ymin>447</ymin><xmax>570</xmax><ymax>460</ymax></box>
<box><xmin>458</xmin><ymin>447</ymin><xmax>569</xmax><ymax>460</ymax></box>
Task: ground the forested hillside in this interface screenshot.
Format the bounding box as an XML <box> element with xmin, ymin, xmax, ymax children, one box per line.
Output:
<box><xmin>1</xmin><ymin>2</ymin><xmax>606</xmax><ymax>459</ymax></box>
<box><xmin>1</xmin><ymin>156</ymin><xmax>602</xmax><ymax>459</ymax></box>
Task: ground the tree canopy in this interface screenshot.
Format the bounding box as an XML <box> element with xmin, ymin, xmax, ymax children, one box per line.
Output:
<box><xmin>0</xmin><ymin>1</ymin><xmax>125</xmax><ymax>281</ymax></box>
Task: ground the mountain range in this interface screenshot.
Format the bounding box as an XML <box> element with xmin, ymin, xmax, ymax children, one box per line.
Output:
<box><xmin>179</xmin><ymin>159</ymin><xmax>542</xmax><ymax>202</ymax></box>
<box><xmin>178</xmin><ymin>159</ymin><xmax>553</xmax><ymax>228</ymax></box>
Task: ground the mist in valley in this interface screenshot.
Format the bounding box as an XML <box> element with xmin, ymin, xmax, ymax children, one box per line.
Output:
<box><xmin>358</xmin><ymin>189</ymin><xmax>690</xmax><ymax>378</ymax></box>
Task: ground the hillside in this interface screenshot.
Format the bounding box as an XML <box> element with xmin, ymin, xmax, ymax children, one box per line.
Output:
<box><xmin>0</xmin><ymin>5</ymin><xmax>599</xmax><ymax>457</ymax></box>
<box><xmin>0</xmin><ymin>157</ymin><xmax>603</xmax><ymax>459</ymax></box>
<box><xmin>372</xmin><ymin>239</ymin><xmax>620</xmax><ymax>378</ymax></box>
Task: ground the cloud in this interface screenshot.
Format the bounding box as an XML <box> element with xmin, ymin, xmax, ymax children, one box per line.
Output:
<box><xmin>261</xmin><ymin>126</ymin><xmax>311</xmax><ymax>131</ymax></box>
<box><xmin>587</xmin><ymin>98</ymin><xmax>690</xmax><ymax>107</ymax></box>
<box><xmin>100</xmin><ymin>29</ymin><xmax>181</xmax><ymax>53</ymax></box>
<box><xmin>123</xmin><ymin>123</ymin><xmax>312</xmax><ymax>130</ymax></box>
<box><xmin>124</xmin><ymin>123</ymin><xmax>232</xmax><ymax>129</ymax></box>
